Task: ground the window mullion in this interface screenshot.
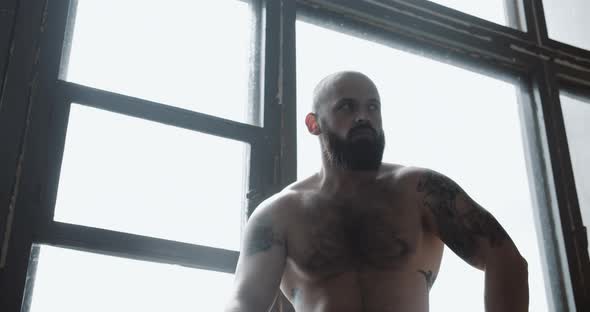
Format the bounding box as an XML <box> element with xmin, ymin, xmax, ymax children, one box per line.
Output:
<box><xmin>503</xmin><ymin>0</ymin><xmax>527</xmax><ymax>31</ymax></box>
<box><xmin>0</xmin><ymin>0</ymin><xmax>71</xmax><ymax>310</ymax></box>
<box><xmin>521</xmin><ymin>0</ymin><xmax>550</xmax><ymax>45</ymax></box>
<box><xmin>533</xmin><ymin>62</ymin><xmax>590</xmax><ymax>311</ymax></box>
<box><xmin>248</xmin><ymin>0</ymin><xmax>284</xmax><ymax>219</ymax></box>
<box><xmin>35</xmin><ymin>222</ymin><xmax>240</xmax><ymax>273</ymax></box>
<box><xmin>278</xmin><ymin>0</ymin><xmax>297</xmax><ymax>188</ymax></box>
<box><xmin>517</xmin><ymin>72</ymin><xmax>574</xmax><ymax>312</ymax></box>
<box><xmin>63</xmin><ymin>82</ymin><xmax>263</xmax><ymax>144</ymax></box>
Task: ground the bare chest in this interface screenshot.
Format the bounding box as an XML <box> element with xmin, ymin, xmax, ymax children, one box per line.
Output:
<box><xmin>286</xmin><ymin>198</ymin><xmax>423</xmax><ymax>278</ymax></box>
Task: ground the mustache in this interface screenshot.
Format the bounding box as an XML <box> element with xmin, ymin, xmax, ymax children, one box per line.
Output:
<box><xmin>347</xmin><ymin>124</ymin><xmax>378</xmax><ymax>138</ymax></box>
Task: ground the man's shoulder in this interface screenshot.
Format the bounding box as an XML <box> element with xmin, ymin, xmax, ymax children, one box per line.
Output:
<box><xmin>253</xmin><ymin>172</ymin><xmax>321</xmax><ymax>212</ymax></box>
<box><xmin>380</xmin><ymin>164</ymin><xmax>449</xmax><ymax>204</ymax></box>
<box><xmin>254</xmin><ymin>189</ymin><xmax>300</xmax><ymax>215</ymax></box>
<box><xmin>250</xmin><ymin>180</ymin><xmax>311</xmax><ymax>223</ymax></box>
<box><xmin>380</xmin><ymin>163</ymin><xmax>430</xmax><ymax>187</ymax></box>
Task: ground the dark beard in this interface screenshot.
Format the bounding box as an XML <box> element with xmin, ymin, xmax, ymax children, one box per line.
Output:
<box><xmin>321</xmin><ymin>125</ymin><xmax>385</xmax><ymax>171</ymax></box>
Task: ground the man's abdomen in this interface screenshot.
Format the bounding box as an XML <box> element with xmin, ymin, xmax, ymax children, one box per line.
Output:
<box><xmin>283</xmin><ymin>270</ymin><xmax>430</xmax><ymax>312</ymax></box>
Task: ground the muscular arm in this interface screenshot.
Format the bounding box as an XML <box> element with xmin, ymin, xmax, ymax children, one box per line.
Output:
<box><xmin>414</xmin><ymin>168</ymin><xmax>528</xmax><ymax>312</ymax></box>
<box><xmin>225</xmin><ymin>199</ymin><xmax>287</xmax><ymax>312</ymax></box>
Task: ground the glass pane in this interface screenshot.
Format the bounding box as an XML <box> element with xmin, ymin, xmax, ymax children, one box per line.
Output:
<box><xmin>55</xmin><ymin>104</ymin><xmax>246</xmax><ymax>251</ymax></box>
<box><xmin>62</xmin><ymin>0</ymin><xmax>254</xmax><ymax>124</ymax></box>
<box><xmin>560</xmin><ymin>94</ymin><xmax>590</xmax><ymax>255</ymax></box>
<box><xmin>427</xmin><ymin>0</ymin><xmax>508</xmax><ymax>26</ymax></box>
<box><xmin>26</xmin><ymin>245</ymin><xmax>233</xmax><ymax>312</ymax></box>
<box><xmin>296</xmin><ymin>21</ymin><xmax>548</xmax><ymax>312</ymax></box>
<box><xmin>543</xmin><ymin>0</ymin><xmax>590</xmax><ymax>50</ymax></box>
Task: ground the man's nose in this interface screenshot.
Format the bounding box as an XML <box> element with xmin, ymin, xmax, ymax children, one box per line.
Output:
<box><xmin>355</xmin><ymin>112</ymin><xmax>370</xmax><ymax>124</ymax></box>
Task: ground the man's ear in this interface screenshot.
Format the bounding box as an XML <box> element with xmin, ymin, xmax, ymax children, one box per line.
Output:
<box><xmin>305</xmin><ymin>113</ymin><xmax>321</xmax><ymax>135</ymax></box>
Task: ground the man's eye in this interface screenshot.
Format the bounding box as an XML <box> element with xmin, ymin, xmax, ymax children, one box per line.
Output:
<box><xmin>369</xmin><ymin>103</ymin><xmax>379</xmax><ymax>111</ymax></box>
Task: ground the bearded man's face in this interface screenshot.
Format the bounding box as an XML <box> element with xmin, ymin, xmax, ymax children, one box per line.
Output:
<box><xmin>321</xmin><ymin>122</ymin><xmax>385</xmax><ymax>171</ymax></box>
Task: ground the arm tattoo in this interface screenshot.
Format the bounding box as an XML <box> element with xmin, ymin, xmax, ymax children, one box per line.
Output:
<box><xmin>418</xmin><ymin>269</ymin><xmax>436</xmax><ymax>290</ymax></box>
<box><xmin>417</xmin><ymin>171</ymin><xmax>508</xmax><ymax>263</ymax></box>
<box><xmin>244</xmin><ymin>219</ymin><xmax>283</xmax><ymax>255</ymax></box>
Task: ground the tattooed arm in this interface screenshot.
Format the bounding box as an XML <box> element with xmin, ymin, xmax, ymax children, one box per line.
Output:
<box><xmin>413</xmin><ymin>168</ymin><xmax>528</xmax><ymax>312</ymax></box>
<box><xmin>225</xmin><ymin>196</ymin><xmax>289</xmax><ymax>312</ymax></box>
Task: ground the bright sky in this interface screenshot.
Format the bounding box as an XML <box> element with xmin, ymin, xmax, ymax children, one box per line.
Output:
<box><xmin>428</xmin><ymin>0</ymin><xmax>506</xmax><ymax>25</ymax></box>
<box><xmin>27</xmin><ymin>0</ymin><xmax>586</xmax><ymax>311</ymax></box>
<box><xmin>543</xmin><ymin>0</ymin><xmax>590</xmax><ymax>50</ymax></box>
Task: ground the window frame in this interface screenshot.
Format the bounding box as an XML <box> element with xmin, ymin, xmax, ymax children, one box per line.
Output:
<box><xmin>0</xmin><ymin>0</ymin><xmax>588</xmax><ymax>311</ymax></box>
<box><xmin>0</xmin><ymin>0</ymin><xmax>289</xmax><ymax>310</ymax></box>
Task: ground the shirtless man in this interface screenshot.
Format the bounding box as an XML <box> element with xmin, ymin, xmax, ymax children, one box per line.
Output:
<box><xmin>225</xmin><ymin>71</ymin><xmax>529</xmax><ymax>312</ymax></box>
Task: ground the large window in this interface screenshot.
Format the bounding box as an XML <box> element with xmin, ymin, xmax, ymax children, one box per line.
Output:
<box><xmin>19</xmin><ymin>0</ymin><xmax>260</xmax><ymax>310</ymax></box>
<box><xmin>2</xmin><ymin>0</ymin><xmax>589</xmax><ymax>311</ymax></box>
<box><xmin>296</xmin><ymin>20</ymin><xmax>548</xmax><ymax>312</ymax></box>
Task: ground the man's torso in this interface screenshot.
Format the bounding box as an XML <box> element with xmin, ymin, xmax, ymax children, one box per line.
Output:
<box><xmin>277</xmin><ymin>165</ymin><xmax>444</xmax><ymax>312</ymax></box>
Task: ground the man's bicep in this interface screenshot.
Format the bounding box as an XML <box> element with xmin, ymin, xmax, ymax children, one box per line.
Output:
<box><xmin>415</xmin><ymin>169</ymin><xmax>511</xmax><ymax>270</ymax></box>
<box><xmin>231</xmin><ymin>208</ymin><xmax>287</xmax><ymax>309</ymax></box>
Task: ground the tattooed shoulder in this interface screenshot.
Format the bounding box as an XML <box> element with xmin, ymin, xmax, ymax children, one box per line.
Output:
<box><xmin>416</xmin><ymin>170</ymin><xmax>462</xmax><ymax>203</ymax></box>
<box><xmin>415</xmin><ymin>169</ymin><xmax>509</xmax><ymax>266</ymax></box>
<box><xmin>244</xmin><ymin>215</ymin><xmax>285</xmax><ymax>256</ymax></box>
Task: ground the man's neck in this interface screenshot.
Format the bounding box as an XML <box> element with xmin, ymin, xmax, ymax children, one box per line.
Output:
<box><xmin>318</xmin><ymin>163</ymin><xmax>381</xmax><ymax>195</ymax></box>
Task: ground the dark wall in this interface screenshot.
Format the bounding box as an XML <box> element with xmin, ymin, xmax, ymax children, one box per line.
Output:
<box><xmin>0</xmin><ymin>0</ymin><xmax>20</xmax><ymax>278</ymax></box>
<box><xmin>0</xmin><ymin>1</ymin><xmax>18</xmax><ymax>93</ymax></box>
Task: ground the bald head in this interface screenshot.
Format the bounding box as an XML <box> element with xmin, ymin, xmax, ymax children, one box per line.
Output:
<box><xmin>312</xmin><ymin>71</ymin><xmax>380</xmax><ymax>117</ymax></box>
<box><xmin>307</xmin><ymin>71</ymin><xmax>385</xmax><ymax>170</ymax></box>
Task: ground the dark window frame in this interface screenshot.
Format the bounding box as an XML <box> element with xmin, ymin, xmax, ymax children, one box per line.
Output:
<box><xmin>0</xmin><ymin>0</ymin><xmax>588</xmax><ymax>311</ymax></box>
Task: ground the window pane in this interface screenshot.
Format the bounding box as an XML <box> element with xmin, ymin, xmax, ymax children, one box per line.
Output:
<box><xmin>427</xmin><ymin>0</ymin><xmax>508</xmax><ymax>26</ymax></box>
<box><xmin>62</xmin><ymin>0</ymin><xmax>254</xmax><ymax>124</ymax></box>
<box><xmin>55</xmin><ymin>104</ymin><xmax>246</xmax><ymax>251</ymax></box>
<box><xmin>543</xmin><ymin>0</ymin><xmax>590</xmax><ymax>50</ymax></box>
<box><xmin>26</xmin><ymin>245</ymin><xmax>233</xmax><ymax>312</ymax></box>
<box><xmin>560</xmin><ymin>93</ymin><xmax>590</xmax><ymax>255</ymax></box>
<box><xmin>296</xmin><ymin>21</ymin><xmax>548</xmax><ymax>312</ymax></box>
